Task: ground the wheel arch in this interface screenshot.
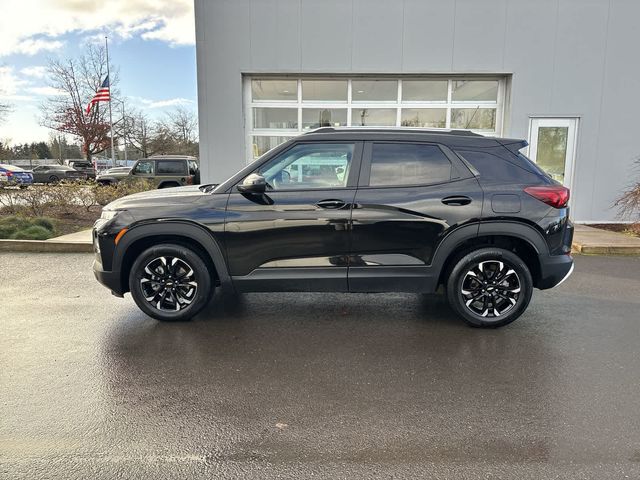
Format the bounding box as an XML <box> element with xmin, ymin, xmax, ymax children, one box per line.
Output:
<box><xmin>113</xmin><ymin>221</ymin><xmax>233</xmax><ymax>294</ymax></box>
<box><xmin>433</xmin><ymin>221</ymin><xmax>548</xmax><ymax>289</ymax></box>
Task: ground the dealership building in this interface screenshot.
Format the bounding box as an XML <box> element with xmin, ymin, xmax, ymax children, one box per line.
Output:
<box><xmin>195</xmin><ymin>0</ymin><xmax>640</xmax><ymax>222</ymax></box>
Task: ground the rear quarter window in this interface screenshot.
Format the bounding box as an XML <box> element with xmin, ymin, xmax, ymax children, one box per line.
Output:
<box><xmin>369</xmin><ymin>143</ymin><xmax>452</xmax><ymax>187</ymax></box>
<box><xmin>456</xmin><ymin>150</ymin><xmax>541</xmax><ymax>184</ymax></box>
<box><xmin>156</xmin><ymin>160</ymin><xmax>188</xmax><ymax>175</ymax></box>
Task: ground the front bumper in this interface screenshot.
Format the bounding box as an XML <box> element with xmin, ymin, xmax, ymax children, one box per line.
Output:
<box><xmin>93</xmin><ymin>256</ymin><xmax>125</xmax><ymax>297</ymax></box>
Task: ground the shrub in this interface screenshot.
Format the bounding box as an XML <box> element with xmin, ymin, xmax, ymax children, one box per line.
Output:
<box><xmin>32</xmin><ymin>217</ymin><xmax>55</xmax><ymax>232</ymax></box>
<box><xmin>0</xmin><ymin>215</ymin><xmax>57</xmax><ymax>240</ymax></box>
<box><xmin>615</xmin><ymin>157</ymin><xmax>640</xmax><ymax>232</ymax></box>
<box><xmin>11</xmin><ymin>225</ymin><xmax>53</xmax><ymax>240</ymax></box>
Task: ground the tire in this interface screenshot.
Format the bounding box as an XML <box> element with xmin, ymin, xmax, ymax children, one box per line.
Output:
<box><xmin>129</xmin><ymin>243</ymin><xmax>214</xmax><ymax>321</ymax></box>
<box><xmin>446</xmin><ymin>247</ymin><xmax>533</xmax><ymax>328</ymax></box>
<box><xmin>49</xmin><ymin>175</ymin><xmax>59</xmax><ymax>183</ymax></box>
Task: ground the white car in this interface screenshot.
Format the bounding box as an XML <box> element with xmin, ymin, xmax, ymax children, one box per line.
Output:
<box><xmin>0</xmin><ymin>171</ymin><xmax>8</xmax><ymax>185</ymax></box>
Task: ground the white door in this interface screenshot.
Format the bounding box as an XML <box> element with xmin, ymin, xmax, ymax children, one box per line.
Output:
<box><xmin>528</xmin><ymin>117</ymin><xmax>578</xmax><ymax>189</ymax></box>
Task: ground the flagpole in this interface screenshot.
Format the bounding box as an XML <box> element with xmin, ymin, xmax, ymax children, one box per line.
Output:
<box><xmin>105</xmin><ymin>36</ymin><xmax>115</xmax><ymax>167</ymax></box>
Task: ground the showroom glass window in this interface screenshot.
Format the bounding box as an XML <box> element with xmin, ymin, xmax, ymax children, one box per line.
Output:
<box><xmin>245</xmin><ymin>77</ymin><xmax>504</xmax><ymax>163</ymax></box>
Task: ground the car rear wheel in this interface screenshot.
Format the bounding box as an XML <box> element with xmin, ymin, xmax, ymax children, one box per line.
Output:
<box><xmin>446</xmin><ymin>248</ymin><xmax>533</xmax><ymax>328</ymax></box>
<box><xmin>129</xmin><ymin>244</ymin><xmax>214</xmax><ymax>321</ymax></box>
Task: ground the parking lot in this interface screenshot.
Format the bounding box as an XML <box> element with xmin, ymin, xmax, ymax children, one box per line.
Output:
<box><xmin>2</xmin><ymin>252</ymin><xmax>640</xmax><ymax>479</ymax></box>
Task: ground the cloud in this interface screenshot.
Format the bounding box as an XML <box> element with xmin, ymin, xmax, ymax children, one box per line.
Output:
<box><xmin>132</xmin><ymin>96</ymin><xmax>195</xmax><ymax>109</ymax></box>
<box><xmin>20</xmin><ymin>66</ymin><xmax>48</xmax><ymax>78</ymax></box>
<box><xmin>0</xmin><ymin>0</ymin><xmax>195</xmax><ymax>57</ymax></box>
<box><xmin>0</xmin><ymin>67</ymin><xmax>33</xmax><ymax>102</ymax></box>
<box><xmin>27</xmin><ymin>86</ymin><xmax>65</xmax><ymax>96</ymax></box>
<box><xmin>12</xmin><ymin>38</ymin><xmax>65</xmax><ymax>56</ymax></box>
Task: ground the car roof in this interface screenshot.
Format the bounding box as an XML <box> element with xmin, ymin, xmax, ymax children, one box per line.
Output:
<box><xmin>299</xmin><ymin>127</ymin><xmax>526</xmax><ymax>149</ymax></box>
<box><xmin>146</xmin><ymin>155</ymin><xmax>198</xmax><ymax>161</ymax></box>
<box><xmin>0</xmin><ymin>164</ymin><xmax>25</xmax><ymax>171</ymax></box>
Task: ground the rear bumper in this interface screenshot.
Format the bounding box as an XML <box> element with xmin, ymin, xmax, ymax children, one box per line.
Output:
<box><xmin>537</xmin><ymin>253</ymin><xmax>574</xmax><ymax>289</ymax></box>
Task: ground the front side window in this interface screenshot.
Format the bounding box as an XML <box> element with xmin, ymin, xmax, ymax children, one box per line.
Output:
<box><xmin>133</xmin><ymin>161</ymin><xmax>153</xmax><ymax>175</ymax></box>
<box><xmin>156</xmin><ymin>160</ymin><xmax>187</xmax><ymax>175</ymax></box>
<box><xmin>369</xmin><ymin>143</ymin><xmax>452</xmax><ymax>187</ymax></box>
<box><xmin>257</xmin><ymin>143</ymin><xmax>355</xmax><ymax>190</ymax></box>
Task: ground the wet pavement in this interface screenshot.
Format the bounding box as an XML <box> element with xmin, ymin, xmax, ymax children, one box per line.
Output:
<box><xmin>1</xmin><ymin>253</ymin><xmax>640</xmax><ymax>479</ymax></box>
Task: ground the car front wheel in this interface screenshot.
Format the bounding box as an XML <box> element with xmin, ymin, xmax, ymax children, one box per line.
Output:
<box><xmin>129</xmin><ymin>244</ymin><xmax>214</xmax><ymax>321</ymax></box>
<box><xmin>446</xmin><ymin>248</ymin><xmax>533</xmax><ymax>328</ymax></box>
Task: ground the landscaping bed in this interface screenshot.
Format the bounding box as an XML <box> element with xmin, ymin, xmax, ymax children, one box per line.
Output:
<box><xmin>0</xmin><ymin>180</ymin><xmax>153</xmax><ymax>240</ymax></box>
<box><xmin>589</xmin><ymin>223</ymin><xmax>640</xmax><ymax>238</ymax></box>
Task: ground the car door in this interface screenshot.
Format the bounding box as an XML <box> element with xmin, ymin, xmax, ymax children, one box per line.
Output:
<box><xmin>32</xmin><ymin>166</ymin><xmax>46</xmax><ymax>183</ymax></box>
<box><xmin>224</xmin><ymin>141</ymin><xmax>363</xmax><ymax>292</ymax></box>
<box><xmin>349</xmin><ymin>141</ymin><xmax>483</xmax><ymax>292</ymax></box>
<box><xmin>130</xmin><ymin>160</ymin><xmax>155</xmax><ymax>183</ymax></box>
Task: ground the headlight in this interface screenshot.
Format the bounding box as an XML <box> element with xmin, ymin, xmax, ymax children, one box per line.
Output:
<box><xmin>100</xmin><ymin>209</ymin><xmax>121</xmax><ymax>220</ymax></box>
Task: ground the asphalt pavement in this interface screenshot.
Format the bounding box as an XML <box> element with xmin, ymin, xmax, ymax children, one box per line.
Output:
<box><xmin>1</xmin><ymin>253</ymin><xmax>640</xmax><ymax>479</ymax></box>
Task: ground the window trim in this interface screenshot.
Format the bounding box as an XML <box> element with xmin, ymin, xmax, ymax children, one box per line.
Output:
<box><xmin>359</xmin><ymin>141</ymin><xmax>456</xmax><ymax>189</ymax></box>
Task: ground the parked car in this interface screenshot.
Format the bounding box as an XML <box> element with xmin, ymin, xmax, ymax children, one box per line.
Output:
<box><xmin>102</xmin><ymin>167</ymin><xmax>132</xmax><ymax>175</ymax></box>
<box><xmin>0</xmin><ymin>164</ymin><xmax>33</xmax><ymax>187</ymax></box>
<box><xmin>31</xmin><ymin>165</ymin><xmax>87</xmax><ymax>183</ymax></box>
<box><xmin>0</xmin><ymin>170</ymin><xmax>7</xmax><ymax>185</ymax></box>
<box><xmin>93</xmin><ymin>128</ymin><xmax>574</xmax><ymax>328</ymax></box>
<box><xmin>96</xmin><ymin>167</ymin><xmax>134</xmax><ymax>185</ymax></box>
<box><xmin>67</xmin><ymin>161</ymin><xmax>96</xmax><ymax>179</ymax></box>
<box><xmin>96</xmin><ymin>156</ymin><xmax>199</xmax><ymax>188</ymax></box>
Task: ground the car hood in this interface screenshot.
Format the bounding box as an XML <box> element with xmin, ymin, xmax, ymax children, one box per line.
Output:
<box><xmin>106</xmin><ymin>185</ymin><xmax>207</xmax><ymax>210</ymax></box>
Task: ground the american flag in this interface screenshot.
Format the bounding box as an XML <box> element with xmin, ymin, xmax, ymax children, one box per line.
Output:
<box><xmin>86</xmin><ymin>76</ymin><xmax>110</xmax><ymax>114</ymax></box>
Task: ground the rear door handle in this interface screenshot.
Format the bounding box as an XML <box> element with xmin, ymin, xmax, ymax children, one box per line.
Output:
<box><xmin>317</xmin><ymin>199</ymin><xmax>347</xmax><ymax>209</ymax></box>
<box><xmin>441</xmin><ymin>195</ymin><xmax>472</xmax><ymax>206</ymax></box>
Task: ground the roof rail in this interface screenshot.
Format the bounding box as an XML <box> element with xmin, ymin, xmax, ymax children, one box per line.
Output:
<box><xmin>303</xmin><ymin>126</ymin><xmax>483</xmax><ymax>137</ymax></box>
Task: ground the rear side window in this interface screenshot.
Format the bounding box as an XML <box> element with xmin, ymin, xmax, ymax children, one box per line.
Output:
<box><xmin>156</xmin><ymin>160</ymin><xmax>187</xmax><ymax>175</ymax></box>
<box><xmin>188</xmin><ymin>161</ymin><xmax>199</xmax><ymax>175</ymax></box>
<box><xmin>456</xmin><ymin>150</ymin><xmax>541</xmax><ymax>184</ymax></box>
<box><xmin>369</xmin><ymin>143</ymin><xmax>452</xmax><ymax>186</ymax></box>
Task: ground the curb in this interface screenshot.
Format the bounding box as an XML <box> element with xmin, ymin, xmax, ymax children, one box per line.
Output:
<box><xmin>572</xmin><ymin>242</ymin><xmax>640</xmax><ymax>255</ymax></box>
<box><xmin>0</xmin><ymin>239</ymin><xmax>93</xmax><ymax>253</ymax></box>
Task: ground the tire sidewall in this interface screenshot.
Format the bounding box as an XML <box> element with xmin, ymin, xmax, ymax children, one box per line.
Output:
<box><xmin>447</xmin><ymin>248</ymin><xmax>533</xmax><ymax>328</ymax></box>
<box><xmin>129</xmin><ymin>244</ymin><xmax>212</xmax><ymax>321</ymax></box>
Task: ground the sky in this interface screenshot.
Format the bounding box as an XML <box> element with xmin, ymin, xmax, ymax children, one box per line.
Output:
<box><xmin>0</xmin><ymin>0</ymin><xmax>197</xmax><ymax>145</ymax></box>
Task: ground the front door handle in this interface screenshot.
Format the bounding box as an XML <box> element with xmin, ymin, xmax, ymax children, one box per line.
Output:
<box><xmin>441</xmin><ymin>195</ymin><xmax>472</xmax><ymax>206</ymax></box>
<box><xmin>317</xmin><ymin>199</ymin><xmax>347</xmax><ymax>209</ymax></box>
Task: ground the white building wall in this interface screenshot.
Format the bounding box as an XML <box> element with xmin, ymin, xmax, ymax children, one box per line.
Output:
<box><xmin>195</xmin><ymin>0</ymin><xmax>640</xmax><ymax>222</ymax></box>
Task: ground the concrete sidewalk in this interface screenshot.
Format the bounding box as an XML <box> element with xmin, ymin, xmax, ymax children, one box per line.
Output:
<box><xmin>572</xmin><ymin>224</ymin><xmax>640</xmax><ymax>255</ymax></box>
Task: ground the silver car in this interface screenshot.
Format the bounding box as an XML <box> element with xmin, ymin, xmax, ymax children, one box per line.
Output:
<box><xmin>31</xmin><ymin>165</ymin><xmax>86</xmax><ymax>183</ymax></box>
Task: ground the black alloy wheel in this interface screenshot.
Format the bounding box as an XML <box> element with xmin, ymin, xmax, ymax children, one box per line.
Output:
<box><xmin>129</xmin><ymin>244</ymin><xmax>213</xmax><ymax>321</ymax></box>
<box><xmin>446</xmin><ymin>248</ymin><xmax>533</xmax><ymax>328</ymax></box>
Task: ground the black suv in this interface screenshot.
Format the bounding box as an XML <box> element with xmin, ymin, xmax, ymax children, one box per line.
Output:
<box><xmin>93</xmin><ymin>128</ymin><xmax>574</xmax><ymax>328</ymax></box>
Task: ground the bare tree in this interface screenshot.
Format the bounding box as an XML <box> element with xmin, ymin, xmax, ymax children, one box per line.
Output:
<box><xmin>125</xmin><ymin>110</ymin><xmax>155</xmax><ymax>158</ymax></box>
<box><xmin>0</xmin><ymin>100</ymin><xmax>11</xmax><ymax>125</ymax></box>
<box><xmin>155</xmin><ymin>106</ymin><xmax>199</xmax><ymax>156</ymax></box>
<box><xmin>40</xmin><ymin>45</ymin><xmax>118</xmax><ymax>161</ymax></box>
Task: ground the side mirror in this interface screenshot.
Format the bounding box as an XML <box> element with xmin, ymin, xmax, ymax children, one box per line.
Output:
<box><xmin>237</xmin><ymin>173</ymin><xmax>267</xmax><ymax>194</ymax></box>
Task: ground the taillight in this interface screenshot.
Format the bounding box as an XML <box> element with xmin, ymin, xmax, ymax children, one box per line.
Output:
<box><xmin>6</xmin><ymin>171</ymin><xmax>13</xmax><ymax>177</ymax></box>
<box><xmin>524</xmin><ymin>185</ymin><xmax>570</xmax><ymax>208</ymax></box>
<box><xmin>186</xmin><ymin>176</ymin><xmax>193</xmax><ymax>185</ymax></box>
